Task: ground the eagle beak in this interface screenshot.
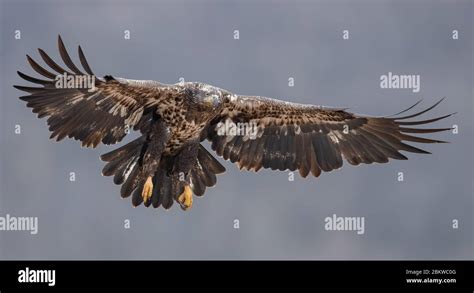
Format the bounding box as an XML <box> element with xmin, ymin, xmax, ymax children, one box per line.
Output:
<box><xmin>204</xmin><ymin>95</ymin><xmax>217</xmax><ymax>107</ymax></box>
<box><xmin>204</xmin><ymin>97</ymin><xmax>213</xmax><ymax>106</ymax></box>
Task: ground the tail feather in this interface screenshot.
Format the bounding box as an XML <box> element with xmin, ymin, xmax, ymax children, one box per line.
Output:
<box><xmin>102</xmin><ymin>154</ymin><xmax>135</xmax><ymax>178</ymax></box>
<box><xmin>101</xmin><ymin>136</ymin><xmax>145</xmax><ymax>198</ymax></box>
<box><xmin>100</xmin><ymin>136</ymin><xmax>145</xmax><ymax>162</ymax></box>
<box><xmin>131</xmin><ymin>178</ymin><xmax>145</xmax><ymax>207</ymax></box>
<box><xmin>198</xmin><ymin>145</ymin><xmax>226</xmax><ymax>174</ymax></box>
<box><xmin>159</xmin><ymin>174</ymin><xmax>174</xmax><ymax>209</ymax></box>
<box><xmin>100</xmin><ymin>141</ymin><xmax>225</xmax><ymax>209</ymax></box>
<box><xmin>113</xmin><ymin>156</ymin><xmax>138</xmax><ymax>185</ymax></box>
<box><xmin>120</xmin><ymin>164</ymin><xmax>141</xmax><ymax>198</ymax></box>
<box><xmin>150</xmin><ymin>169</ymin><xmax>165</xmax><ymax>208</ymax></box>
<box><xmin>190</xmin><ymin>168</ymin><xmax>206</xmax><ymax>196</ymax></box>
<box><xmin>190</xmin><ymin>145</ymin><xmax>226</xmax><ymax>197</ymax></box>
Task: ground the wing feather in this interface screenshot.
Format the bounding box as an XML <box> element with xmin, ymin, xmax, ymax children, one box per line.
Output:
<box><xmin>206</xmin><ymin>95</ymin><xmax>452</xmax><ymax>176</ymax></box>
<box><xmin>15</xmin><ymin>35</ymin><xmax>171</xmax><ymax>147</ymax></box>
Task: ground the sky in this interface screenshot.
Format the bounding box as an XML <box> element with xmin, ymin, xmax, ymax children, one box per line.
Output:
<box><xmin>0</xmin><ymin>0</ymin><xmax>472</xmax><ymax>260</ymax></box>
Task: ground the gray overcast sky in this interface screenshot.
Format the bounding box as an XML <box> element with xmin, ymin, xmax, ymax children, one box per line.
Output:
<box><xmin>0</xmin><ymin>0</ymin><xmax>472</xmax><ymax>260</ymax></box>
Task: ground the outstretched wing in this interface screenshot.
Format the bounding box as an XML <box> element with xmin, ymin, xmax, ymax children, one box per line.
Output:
<box><xmin>205</xmin><ymin>95</ymin><xmax>453</xmax><ymax>177</ymax></box>
<box><xmin>14</xmin><ymin>35</ymin><xmax>174</xmax><ymax>147</ymax></box>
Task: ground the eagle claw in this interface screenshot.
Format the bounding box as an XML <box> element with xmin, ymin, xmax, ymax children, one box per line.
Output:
<box><xmin>178</xmin><ymin>185</ymin><xmax>193</xmax><ymax>210</ymax></box>
<box><xmin>141</xmin><ymin>176</ymin><xmax>153</xmax><ymax>203</ymax></box>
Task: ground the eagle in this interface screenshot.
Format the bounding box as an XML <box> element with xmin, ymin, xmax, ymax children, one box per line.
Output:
<box><xmin>14</xmin><ymin>36</ymin><xmax>453</xmax><ymax>211</ymax></box>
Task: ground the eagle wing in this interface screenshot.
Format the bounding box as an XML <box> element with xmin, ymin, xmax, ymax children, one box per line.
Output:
<box><xmin>15</xmin><ymin>35</ymin><xmax>174</xmax><ymax>147</ymax></box>
<box><xmin>205</xmin><ymin>95</ymin><xmax>453</xmax><ymax>177</ymax></box>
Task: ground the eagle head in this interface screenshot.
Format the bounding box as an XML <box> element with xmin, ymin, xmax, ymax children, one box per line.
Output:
<box><xmin>187</xmin><ymin>83</ymin><xmax>223</xmax><ymax>110</ymax></box>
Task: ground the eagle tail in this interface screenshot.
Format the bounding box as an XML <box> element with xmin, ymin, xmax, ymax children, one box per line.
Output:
<box><xmin>189</xmin><ymin>145</ymin><xmax>226</xmax><ymax>197</ymax></box>
<box><xmin>100</xmin><ymin>139</ymin><xmax>226</xmax><ymax>210</ymax></box>
<box><xmin>146</xmin><ymin>145</ymin><xmax>226</xmax><ymax>210</ymax></box>
<box><xmin>100</xmin><ymin>136</ymin><xmax>146</xmax><ymax>198</ymax></box>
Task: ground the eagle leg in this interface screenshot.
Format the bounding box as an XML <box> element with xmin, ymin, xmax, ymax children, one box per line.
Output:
<box><xmin>138</xmin><ymin>120</ymin><xmax>170</xmax><ymax>204</ymax></box>
<box><xmin>172</xmin><ymin>142</ymin><xmax>199</xmax><ymax>210</ymax></box>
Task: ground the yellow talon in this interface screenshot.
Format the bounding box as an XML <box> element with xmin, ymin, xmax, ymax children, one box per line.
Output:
<box><xmin>178</xmin><ymin>185</ymin><xmax>193</xmax><ymax>210</ymax></box>
<box><xmin>142</xmin><ymin>176</ymin><xmax>153</xmax><ymax>202</ymax></box>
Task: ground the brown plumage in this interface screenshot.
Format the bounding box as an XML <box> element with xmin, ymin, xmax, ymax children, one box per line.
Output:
<box><xmin>207</xmin><ymin>96</ymin><xmax>452</xmax><ymax>177</ymax></box>
<box><xmin>14</xmin><ymin>36</ymin><xmax>454</xmax><ymax>211</ymax></box>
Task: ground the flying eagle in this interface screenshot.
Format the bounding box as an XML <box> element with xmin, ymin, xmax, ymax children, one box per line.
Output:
<box><xmin>14</xmin><ymin>36</ymin><xmax>453</xmax><ymax>211</ymax></box>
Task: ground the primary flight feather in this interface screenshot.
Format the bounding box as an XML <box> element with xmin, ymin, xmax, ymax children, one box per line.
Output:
<box><xmin>14</xmin><ymin>36</ymin><xmax>453</xmax><ymax>211</ymax></box>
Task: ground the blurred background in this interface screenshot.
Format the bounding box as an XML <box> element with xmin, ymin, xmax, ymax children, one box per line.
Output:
<box><xmin>0</xmin><ymin>0</ymin><xmax>472</xmax><ymax>260</ymax></box>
